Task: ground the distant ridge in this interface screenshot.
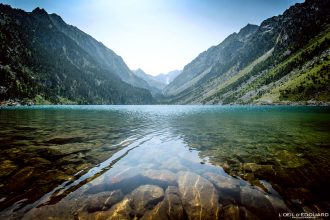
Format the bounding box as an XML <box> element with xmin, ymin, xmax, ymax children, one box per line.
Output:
<box><xmin>154</xmin><ymin>70</ymin><xmax>182</xmax><ymax>85</ymax></box>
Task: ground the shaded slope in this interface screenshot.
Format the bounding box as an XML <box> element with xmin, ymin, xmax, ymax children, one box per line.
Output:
<box><xmin>0</xmin><ymin>5</ymin><xmax>153</xmax><ymax>104</ymax></box>
<box><xmin>132</xmin><ymin>68</ymin><xmax>166</xmax><ymax>94</ymax></box>
<box><xmin>49</xmin><ymin>14</ymin><xmax>152</xmax><ymax>91</ymax></box>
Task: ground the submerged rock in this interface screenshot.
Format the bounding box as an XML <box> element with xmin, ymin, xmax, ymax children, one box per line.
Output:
<box><xmin>88</xmin><ymin>168</ymin><xmax>177</xmax><ymax>195</ymax></box>
<box><xmin>24</xmin><ymin>190</ymin><xmax>122</xmax><ymax>219</ymax></box>
<box><xmin>24</xmin><ymin>157</ymin><xmax>51</xmax><ymax>165</ymax></box>
<box><xmin>242</xmin><ymin>163</ymin><xmax>273</xmax><ymax>173</ymax></box>
<box><xmin>0</xmin><ymin>160</ymin><xmax>17</xmax><ymax>177</ymax></box>
<box><xmin>141</xmin><ymin>186</ymin><xmax>184</xmax><ymax>220</ymax></box>
<box><xmin>204</xmin><ymin>172</ymin><xmax>240</xmax><ymax>190</ymax></box>
<box><xmin>43</xmin><ymin>170</ymin><xmax>73</xmax><ymax>182</ymax></box>
<box><xmin>23</xmin><ymin>197</ymin><xmax>86</xmax><ymax>220</ymax></box>
<box><xmin>86</xmin><ymin>167</ymin><xmax>141</xmax><ymax>194</ymax></box>
<box><xmin>106</xmin><ymin>167</ymin><xmax>140</xmax><ymax>184</ymax></box>
<box><xmin>107</xmin><ymin>197</ymin><xmax>132</xmax><ymax>220</ymax></box>
<box><xmin>221</xmin><ymin>204</ymin><xmax>259</xmax><ymax>220</ymax></box>
<box><xmin>238</xmin><ymin>163</ymin><xmax>277</xmax><ymax>192</ymax></box>
<box><xmin>161</xmin><ymin>157</ymin><xmax>188</xmax><ymax>172</ymax></box>
<box><xmin>45</xmin><ymin>136</ymin><xmax>85</xmax><ymax>145</ymax></box>
<box><xmin>6</xmin><ymin>166</ymin><xmax>35</xmax><ymax>192</ymax></box>
<box><xmin>79</xmin><ymin>197</ymin><xmax>132</xmax><ymax>220</ymax></box>
<box><xmin>83</xmin><ymin>190</ymin><xmax>123</xmax><ymax>212</ymax></box>
<box><xmin>87</xmin><ymin>175</ymin><xmax>105</xmax><ymax>188</ymax></box>
<box><xmin>286</xmin><ymin>187</ymin><xmax>315</xmax><ymax>205</ymax></box>
<box><xmin>80</xmin><ymin>185</ymin><xmax>164</xmax><ymax>220</ymax></box>
<box><xmin>177</xmin><ymin>171</ymin><xmax>221</xmax><ymax>220</ymax></box>
<box><xmin>266</xmin><ymin>194</ymin><xmax>291</xmax><ymax>213</ymax></box>
<box><xmin>275</xmin><ymin>150</ymin><xmax>307</xmax><ymax>168</ymax></box>
<box><xmin>142</xmin><ymin>169</ymin><xmax>177</xmax><ymax>186</ymax></box>
<box><xmin>240</xmin><ymin>186</ymin><xmax>276</xmax><ymax>219</ymax></box>
<box><xmin>130</xmin><ymin>185</ymin><xmax>165</xmax><ymax>217</ymax></box>
<box><xmin>203</xmin><ymin>172</ymin><xmax>241</xmax><ymax>205</ymax></box>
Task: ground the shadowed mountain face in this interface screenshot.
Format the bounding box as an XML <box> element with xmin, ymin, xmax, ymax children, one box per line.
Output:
<box><xmin>132</xmin><ymin>69</ymin><xmax>166</xmax><ymax>94</ymax></box>
<box><xmin>165</xmin><ymin>0</ymin><xmax>330</xmax><ymax>104</ymax></box>
<box><xmin>0</xmin><ymin>5</ymin><xmax>153</xmax><ymax>104</ymax></box>
<box><xmin>132</xmin><ymin>69</ymin><xmax>182</xmax><ymax>94</ymax></box>
<box><xmin>48</xmin><ymin>14</ymin><xmax>154</xmax><ymax>92</ymax></box>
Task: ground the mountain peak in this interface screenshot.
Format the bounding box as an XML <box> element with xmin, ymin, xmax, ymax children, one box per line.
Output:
<box><xmin>32</xmin><ymin>7</ymin><xmax>47</xmax><ymax>15</ymax></box>
<box><xmin>238</xmin><ymin>23</ymin><xmax>259</xmax><ymax>38</ymax></box>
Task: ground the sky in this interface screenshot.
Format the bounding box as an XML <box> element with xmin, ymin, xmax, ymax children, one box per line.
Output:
<box><xmin>1</xmin><ymin>0</ymin><xmax>304</xmax><ymax>75</ymax></box>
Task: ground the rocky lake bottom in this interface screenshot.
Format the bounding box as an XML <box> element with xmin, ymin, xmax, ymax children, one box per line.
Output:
<box><xmin>0</xmin><ymin>105</ymin><xmax>329</xmax><ymax>219</ymax></box>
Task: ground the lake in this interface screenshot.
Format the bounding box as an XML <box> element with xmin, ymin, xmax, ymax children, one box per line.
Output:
<box><xmin>0</xmin><ymin>105</ymin><xmax>329</xmax><ymax>219</ymax></box>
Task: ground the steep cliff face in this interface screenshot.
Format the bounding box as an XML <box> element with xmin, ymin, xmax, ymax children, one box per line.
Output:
<box><xmin>49</xmin><ymin>14</ymin><xmax>152</xmax><ymax>91</ymax></box>
<box><xmin>0</xmin><ymin>5</ymin><xmax>153</xmax><ymax>104</ymax></box>
<box><xmin>164</xmin><ymin>24</ymin><xmax>259</xmax><ymax>96</ymax></box>
<box><xmin>132</xmin><ymin>68</ymin><xmax>166</xmax><ymax>94</ymax></box>
<box><xmin>132</xmin><ymin>69</ymin><xmax>182</xmax><ymax>94</ymax></box>
<box><xmin>165</xmin><ymin>0</ymin><xmax>330</xmax><ymax>104</ymax></box>
<box><xmin>153</xmin><ymin>70</ymin><xmax>181</xmax><ymax>85</ymax></box>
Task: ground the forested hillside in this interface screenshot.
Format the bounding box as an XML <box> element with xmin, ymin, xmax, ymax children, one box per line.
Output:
<box><xmin>0</xmin><ymin>5</ymin><xmax>153</xmax><ymax>105</ymax></box>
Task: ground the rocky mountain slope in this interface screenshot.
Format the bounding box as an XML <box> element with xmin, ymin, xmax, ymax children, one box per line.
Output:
<box><xmin>0</xmin><ymin>5</ymin><xmax>153</xmax><ymax>104</ymax></box>
<box><xmin>164</xmin><ymin>0</ymin><xmax>330</xmax><ymax>105</ymax></box>
<box><xmin>132</xmin><ymin>69</ymin><xmax>182</xmax><ymax>94</ymax></box>
<box><xmin>132</xmin><ymin>68</ymin><xmax>166</xmax><ymax>94</ymax></box>
<box><xmin>48</xmin><ymin>13</ymin><xmax>152</xmax><ymax>92</ymax></box>
<box><xmin>154</xmin><ymin>70</ymin><xmax>181</xmax><ymax>85</ymax></box>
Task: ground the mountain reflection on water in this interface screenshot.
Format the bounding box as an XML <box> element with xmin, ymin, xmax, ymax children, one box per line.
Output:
<box><xmin>0</xmin><ymin>105</ymin><xmax>329</xmax><ymax>219</ymax></box>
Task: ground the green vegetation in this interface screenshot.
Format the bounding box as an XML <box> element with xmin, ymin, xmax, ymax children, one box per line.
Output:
<box><xmin>164</xmin><ymin>0</ymin><xmax>330</xmax><ymax>105</ymax></box>
<box><xmin>251</xmin><ymin>33</ymin><xmax>330</xmax><ymax>96</ymax></box>
<box><xmin>255</xmin><ymin>31</ymin><xmax>330</xmax><ymax>103</ymax></box>
<box><xmin>34</xmin><ymin>95</ymin><xmax>51</xmax><ymax>105</ymax></box>
<box><xmin>203</xmin><ymin>29</ymin><xmax>330</xmax><ymax>104</ymax></box>
<box><xmin>0</xmin><ymin>5</ymin><xmax>153</xmax><ymax>105</ymax></box>
<box><xmin>278</xmin><ymin>58</ymin><xmax>330</xmax><ymax>102</ymax></box>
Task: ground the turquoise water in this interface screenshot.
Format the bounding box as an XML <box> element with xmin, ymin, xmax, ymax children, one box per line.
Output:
<box><xmin>0</xmin><ymin>105</ymin><xmax>329</xmax><ymax>219</ymax></box>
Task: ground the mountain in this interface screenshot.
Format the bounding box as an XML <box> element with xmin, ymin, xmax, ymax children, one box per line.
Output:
<box><xmin>164</xmin><ymin>0</ymin><xmax>330</xmax><ymax>105</ymax></box>
<box><xmin>0</xmin><ymin>5</ymin><xmax>153</xmax><ymax>104</ymax></box>
<box><xmin>164</xmin><ymin>24</ymin><xmax>259</xmax><ymax>97</ymax></box>
<box><xmin>48</xmin><ymin>13</ymin><xmax>152</xmax><ymax>91</ymax></box>
<box><xmin>132</xmin><ymin>68</ymin><xmax>166</xmax><ymax>93</ymax></box>
<box><xmin>131</xmin><ymin>69</ymin><xmax>182</xmax><ymax>94</ymax></box>
<box><xmin>154</xmin><ymin>70</ymin><xmax>181</xmax><ymax>85</ymax></box>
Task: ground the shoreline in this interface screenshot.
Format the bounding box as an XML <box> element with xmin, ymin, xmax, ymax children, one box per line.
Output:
<box><xmin>1</xmin><ymin>99</ymin><xmax>330</xmax><ymax>107</ymax></box>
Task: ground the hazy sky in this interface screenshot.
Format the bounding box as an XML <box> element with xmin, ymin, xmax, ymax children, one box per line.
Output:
<box><xmin>1</xmin><ymin>0</ymin><xmax>303</xmax><ymax>75</ymax></box>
